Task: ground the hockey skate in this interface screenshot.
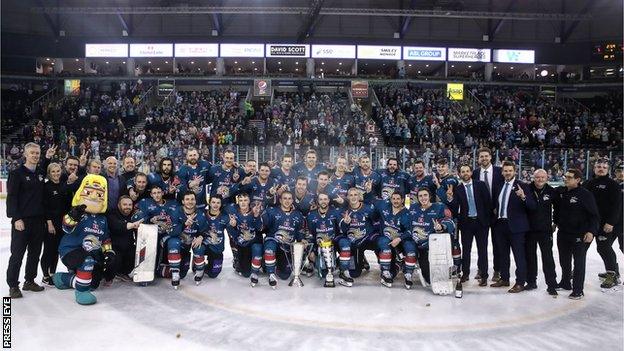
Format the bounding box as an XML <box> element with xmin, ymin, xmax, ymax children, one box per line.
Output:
<box><xmin>194</xmin><ymin>272</ymin><xmax>204</xmax><ymax>286</ymax></box>
<box><xmin>381</xmin><ymin>270</ymin><xmax>393</xmax><ymax>288</ymax></box>
<box><xmin>404</xmin><ymin>273</ymin><xmax>413</xmax><ymax>290</ymax></box>
<box><xmin>339</xmin><ymin>270</ymin><xmax>353</xmax><ymax>287</ymax></box>
<box><xmin>269</xmin><ymin>273</ymin><xmax>278</xmax><ymax>289</ymax></box>
<box><xmin>250</xmin><ymin>273</ymin><xmax>259</xmax><ymax>287</ymax></box>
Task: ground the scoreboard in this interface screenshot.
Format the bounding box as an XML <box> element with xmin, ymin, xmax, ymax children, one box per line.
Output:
<box><xmin>592</xmin><ymin>43</ymin><xmax>623</xmax><ymax>62</ymax></box>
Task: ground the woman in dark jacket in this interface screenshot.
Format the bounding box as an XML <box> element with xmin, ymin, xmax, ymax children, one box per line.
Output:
<box><xmin>41</xmin><ymin>162</ymin><xmax>71</xmax><ymax>286</ymax></box>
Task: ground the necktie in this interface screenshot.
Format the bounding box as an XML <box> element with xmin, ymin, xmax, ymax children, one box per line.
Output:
<box><xmin>466</xmin><ymin>183</ymin><xmax>477</xmax><ymax>217</ymax></box>
<box><xmin>483</xmin><ymin>170</ymin><xmax>491</xmax><ymax>195</ymax></box>
<box><xmin>500</xmin><ymin>182</ymin><xmax>509</xmax><ymax>218</ymax></box>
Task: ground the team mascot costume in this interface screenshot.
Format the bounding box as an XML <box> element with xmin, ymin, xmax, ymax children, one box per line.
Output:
<box><xmin>53</xmin><ymin>175</ymin><xmax>116</xmax><ymax>305</ymax></box>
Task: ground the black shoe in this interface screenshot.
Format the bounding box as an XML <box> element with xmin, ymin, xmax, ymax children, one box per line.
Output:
<box><xmin>41</xmin><ymin>276</ymin><xmax>54</xmax><ymax>287</ymax></box>
<box><xmin>9</xmin><ymin>287</ymin><xmax>22</xmax><ymax>298</ymax></box>
<box><xmin>525</xmin><ymin>282</ymin><xmax>538</xmax><ymax>291</ymax></box>
<box><xmin>556</xmin><ymin>281</ymin><xmax>572</xmax><ymax>291</ymax></box>
<box><xmin>22</xmin><ymin>281</ymin><xmax>44</xmax><ymax>292</ymax></box>
<box><xmin>568</xmin><ymin>291</ymin><xmax>584</xmax><ymax>300</ymax></box>
<box><xmin>491</xmin><ymin>271</ymin><xmax>501</xmax><ymax>282</ymax></box>
<box><xmin>478</xmin><ymin>277</ymin><xmax>488</xmax><ymax>287</ymax></box>
<box><xmin>460</xmin><ymin>275</ymin><xmax>469</xmax><ymax>283</ymax></box>
<box><xmin>474</xmin><ymin>271</ymin><xmax>482</xmax><ymax>280</ymax></box>
<box><xmin>547</xmin><ymin>287</ymin><xmax>558</xmax><ymax>296</ymax></box>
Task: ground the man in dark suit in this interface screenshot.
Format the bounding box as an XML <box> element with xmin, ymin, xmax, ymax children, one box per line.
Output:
<box><xmin>447</xmin><ymin>164</ymin><xmax>492</xmax><ymax>286</ymax></box>
<box><xmin>491</xmin><ymin>161</ymin><xmax>536</xmax><ymax>293</ymax></box>
<box><xmin>472</xmin><ymin>147</ymin><xmax>504</xmax><ymax>282</ymax></box>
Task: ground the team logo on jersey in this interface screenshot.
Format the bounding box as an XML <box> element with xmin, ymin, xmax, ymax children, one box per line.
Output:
<box><xmin>240</xmin><ymin>229</ymin><xmax>256</xmax><ymax>242</ymax></box>
<box><xmin>543</xmin><ymin>194</ymin><xmax>550</xmax><ymax>201</ymax></box>
<box><xmin>207</xmin><ymin>228</ymin><xmax>223</xmax><ymax>245</ymax></box>
<box><xmin>412</xmin><ymin>227</ymin><xmax>428</xmax><ymax>243</ymax></box>
<box><xmin>570</xmin><ymin>196</ymin><xmax>578</xmax><ymax>203</ymax></box>
<box><xmin>598</xmin><ymin>185</ymin><xmax>606</xmax><ymax>189</ymax></box>
<box><xmin>217</xmin><ymin>185</ymin><xmax>230</xmax><ymax>197</ymax></box>
<box><xmin>383</xmin><ymin>227</ymin><xmax>400</xmax><ymax>239</ymax></box>
<box><xmin>347</xmin><ymin>228</ymin><xmax>365</xmax><ymax>241</ymax></box>
<box><xmin>275</xmin><ymin>229</ymin><xmax>293</xmax><ymax>244</ymax></box>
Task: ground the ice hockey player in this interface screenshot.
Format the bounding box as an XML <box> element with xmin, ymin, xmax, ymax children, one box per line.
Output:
<box><xmin>262</xmin><ymin>191</ymin><xmax>305</xmax><ymax>288</ymax></box>
<box><xmin>377</xmin><ymin>158</ymin><xmax>410</xmax><ymax>201</ymax></box>
<box><xmin>148</xmin><ymin>157</ymin><xmax>180</xmax><ymax>201</ymax></box>
<box><xmin>190</xmin><ymin>195</ymin><xmax>228</xmax><ymax>284</ymax></box>
<box><xmin>132</xmin><ymin>186</ymin><xmax>182</xmax><ymax>288</ymax></box>
<box><xmin>177</xmin><ymin>148</ymin><xmax>211</xmax><ymax>210</ymax></box>
<box><xmin>338</xmin><ymin>187</ymin><xmax>379</xmax><ymax>286</ymax></box>
<box><xmin>409</xmin><ymin>187</ymin><xmax>456</xmax><ymax>285</ymax></box>
<box><xmin>207</xmin><ymin>150</ymin><xmax>246</xmax><ymax>205</ymax></box>
<box><xmin>307</xmin><ymin>192</ymin><xmax>342</xmax><ymax>287</ymax></box>
<box><xmin>226</xmin><ymin>193</ymin><xmax>263</xmax><ymax>286</ymax></box>
<box><xmin>376</xmin><ymin>192</ymin><xmax>413</xmax><ymax>289</ymax></box>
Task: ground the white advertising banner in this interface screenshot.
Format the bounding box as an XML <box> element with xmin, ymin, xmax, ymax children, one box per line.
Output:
<box><xmin>357</xmin><ymin>45</ymin><xmax>402</xmax><ymax>60</ymax></box>
<box><xmin>448</xmin><ymin>48</ymin><xmax>491</xmax><ymax>62</ymax></box>
<box><xmin>219</xmin><ymin>44</ymin><xmax>264</xmax><ymax>58</ymax></box>
<box><xmin>85</xmin><ymin>44</ymin><xmax>128</xmax><ymax>58</ymax></box>
<box><xmin>265</xmin><ymin>44</ymin><xmax>310</xmax><ymax>58</ymax></box>
<box><xmin>311</xmin><ymin>45</ymin><xmax>356</xmax><ymax>59</ymax></box>
<box><xmin>493</xmin><ymin>49</ymin><xmax>535</xmax><ymax>64</ymax></box>
<box><xmin>174</xmin><ymin>43</ymin><xmax>218</xmax><ymax>57</ymax></box>
<box><xmin>130</xmin><ymin>44</ymin><xmax>173</xmax><ymax>57</ymax></box>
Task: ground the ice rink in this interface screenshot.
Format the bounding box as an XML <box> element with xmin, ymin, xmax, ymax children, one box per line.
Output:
<box><xmin>1</xmin><ymin>199</ymin><xmax>622</xmax><ymax>351</ymax></box>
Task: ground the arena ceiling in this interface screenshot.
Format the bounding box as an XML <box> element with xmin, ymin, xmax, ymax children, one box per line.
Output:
<box><xmin>1</xmin><ymin>0</ymin><xmax>622</xmax><ymax>44</ymax></box>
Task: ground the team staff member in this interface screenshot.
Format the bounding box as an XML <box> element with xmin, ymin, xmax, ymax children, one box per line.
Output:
<box><xmin>615</xmin><ymin>163</ymin><xmax>623</xmax><ymax>254</ymax></box>
<box><xmin>554</xmin><ymin>168</ymin><xmax>600</xmax><ymax>300</ymax></box>
<box><xmin>525</xmin><ymin>169</ymin><xmax>558</xmax><ymax>295</ymax></box>
<box><xmin>107</xmin><ymin>196</ymin><xmax>143</xmax><ymax>281</ymax></box>
<box><xmin>41</xmin><ymin>163</ymin><xmax>71</xmax><ymax>286</ymax></box>
<box><xmin>6</xmin><ymin>142</ymin><xmax>56</xmax><ymax>298</ymax></box>
<box><xmin>584</xmin><ymin>159</ymin><xmax>621</xmax><ymax>288</ymax></box>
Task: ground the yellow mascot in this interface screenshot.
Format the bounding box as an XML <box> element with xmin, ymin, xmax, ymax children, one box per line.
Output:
<box><xmin>53</xmin><ymin>174</ymin><xmax>115</xmax><ymax>305</ymax></box>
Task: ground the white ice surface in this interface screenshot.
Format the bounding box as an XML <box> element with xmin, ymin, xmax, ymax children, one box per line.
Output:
<box><xmin>0</xmin><ymin>199</ymin><xmax>622</xmax><ymax>351</ymax></box>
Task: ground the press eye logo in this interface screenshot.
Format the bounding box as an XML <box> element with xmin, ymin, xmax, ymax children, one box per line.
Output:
<box><xmin>3</xmin><ymin>297</ymin><xmax>10</xmax><ymax>349</ymax></box>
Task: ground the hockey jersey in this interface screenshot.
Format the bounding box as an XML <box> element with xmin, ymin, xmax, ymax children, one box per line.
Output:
<box><xmin>408</xmin><ymin>202</ymin><xmax>455</xmax><ymax>248</ymax></box>
<box><xmin>408</xmin><ymin>174</ymin><xmax>437</xmax><ymax>204</ymax></box>
<box><xmin>307</xmin><ymin>208</ymin><xmax>342</xmax><ymax>243</ymax></box>
<box><xmin>339</xmin><ymin>203</ymin><xmax>379</xmax><ymax>246</ymax></box>
<box><xmin>176</xmin><ymin>209</ymin><xmax>208</xmax><ymax>246</ymax></box>
<box><xmin>207</xmin><ymin>164</ymin><xmax>246</xmax><ymax>202</ymax></box>
<box><xmin>262</xmin><ymin>207</ymin><xmax>305</xmax><ymax>245</ymax></box>
<box><xmin>232</xmin><ymin>177</ymin><xmax>277</xmax><ymax>211</ymax></box>
<box><xmin>59</xmin><ymin>213</ymin><xmax>110</xmax><ymax>258</ymax></box>
<box><xmin>177</xmin><ymin>160</ymin><xmax>211</xmax><ymax>207</ymax></box>
<box><xmin>225</xmin><ymin>204</ymin><xmax>263</xmax><ymax>247</ymax></box>
<box><xmin>203</xmin><ymin>211</ymin><xmax>229</xmax><ymax>254</ymax></box>
<box><xmin>270</xmin><ymin>167</ymin><xmax>297</xmax><ymax>191</ymax></box>
<box><xmin>352</xmin><ymin>166</ymin><xmax>381</xmax><ymax>204</ymax></box>
<box><xmin>132</xmin><ymin>198</ymin><xmax>182</xmax><ymax>242</ymax></box>
<box><xmin>376</xmin><ymin>200</ymin><xmax>412</xmax><ymax>241</ymax></box>
<box><xmin>378</xmin><ymin>169</ymin><xmax>410</xmax><ymax>200</ymax></box>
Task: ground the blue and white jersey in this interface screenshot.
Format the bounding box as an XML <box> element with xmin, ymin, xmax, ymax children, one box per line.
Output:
<box><xmin>207</xmin><ymin>164</ymin><xmax>246</xmax><ymax>202</ymax></box>
<box><xmin>225</xmin><ymin>204</ymin><xmax>263</xmax><ymax>247</ymax></box>
<box><xmin>59</xmin><ymin>214</ymin><xmax>110</xmax><ymax>258</ymax></box>
<box><xmin>307</xmin><ymin>208</ymin><xmax>342</xmax><ymax>243</ymax></box>
<box><xmin>339</xmin><ymin>203</ymin><xmax>378</xmax><ymax>246</ymax></box>
<box><xmin>270</xmin><ymin>167</ymin><xmax>297</xmax><ymax>191</ymax></box>
<box><xmin>203</xmin><ymin>211</ymin><xmax>229</xmax><ymax>254</ymax></box>
<box><xmin>378</xmin><ymin>169</ymin><xmax>410</xmax><ymax>200</ymax></box>
<box><xmin>408</xmin><ymin>202</ymin><xmax>455</xmax><ymax>248</ymax></box>
<box><xmin>262</xmin><ymin>207</ymin><xmax>305</xmax><ymax>245</ymax></box>
<box><xmin>352</xmin><ymin>166</ymin><xmax>381</xmax><ymax>204</ymax></box>
<box><xmin>231</xmin><ymin>177</ymin><xmax>277</xmax><ymax>211</ymax></box>
<box><xmin>408</xmin><ymin>174</ymin><xmax>437</xmax><ymax>204</ymax></box>
<box><xmin>177</xmin><ymin>160</ymin><xmax>211</xmax><ymax>207</ymax></box>
<box><xmin>175</xmin><ymin>209</ymin><xmax>208</xmax><ymax>246</ymax></box>
<box><xmin>132</xmin><ymin>198</ymin><xmax>182</xmax><ymax>240</ymax></box>
<box><xmin>376</xmin><ymin>200</ymin><xmax>411</xmax><ymax>241</ymax></box>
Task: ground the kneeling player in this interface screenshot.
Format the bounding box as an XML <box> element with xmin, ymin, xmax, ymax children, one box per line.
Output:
<box><xmin>262</xmin><ymin>191</ymin><xmax>305</xmax><ymax>288</ymax></box>
<box><xmin>192</xmin><ymin>195</ymin><xmax>228</xmax><ymax>284</ymax></box>
<box><xmin>307</xmin><ymin>192</ymin><xmax>342</xmax><ymax>287</ymax></box>
<box><xmin>409</xmin><ymin>188</ymin><xmax>456</xmax><ymax>285</ymax></box>
<box><xmin>337</xmin><ymin>188</ymin><xmax>379</xmax><ymax>287</ymax></box>
<box><xmin>132</xmin><ymin>186</ymin><xmax>182</xmax><ymax>288</ymax></box>
<box><xmin>227</xmin><ymin>193</ymin><xmax>264</xmax><ymax>286</ymax></box>
<box><xmin>376</xmin><ymin>192</ymin><xmax>414</xmax><ymax>289</ymax></box>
